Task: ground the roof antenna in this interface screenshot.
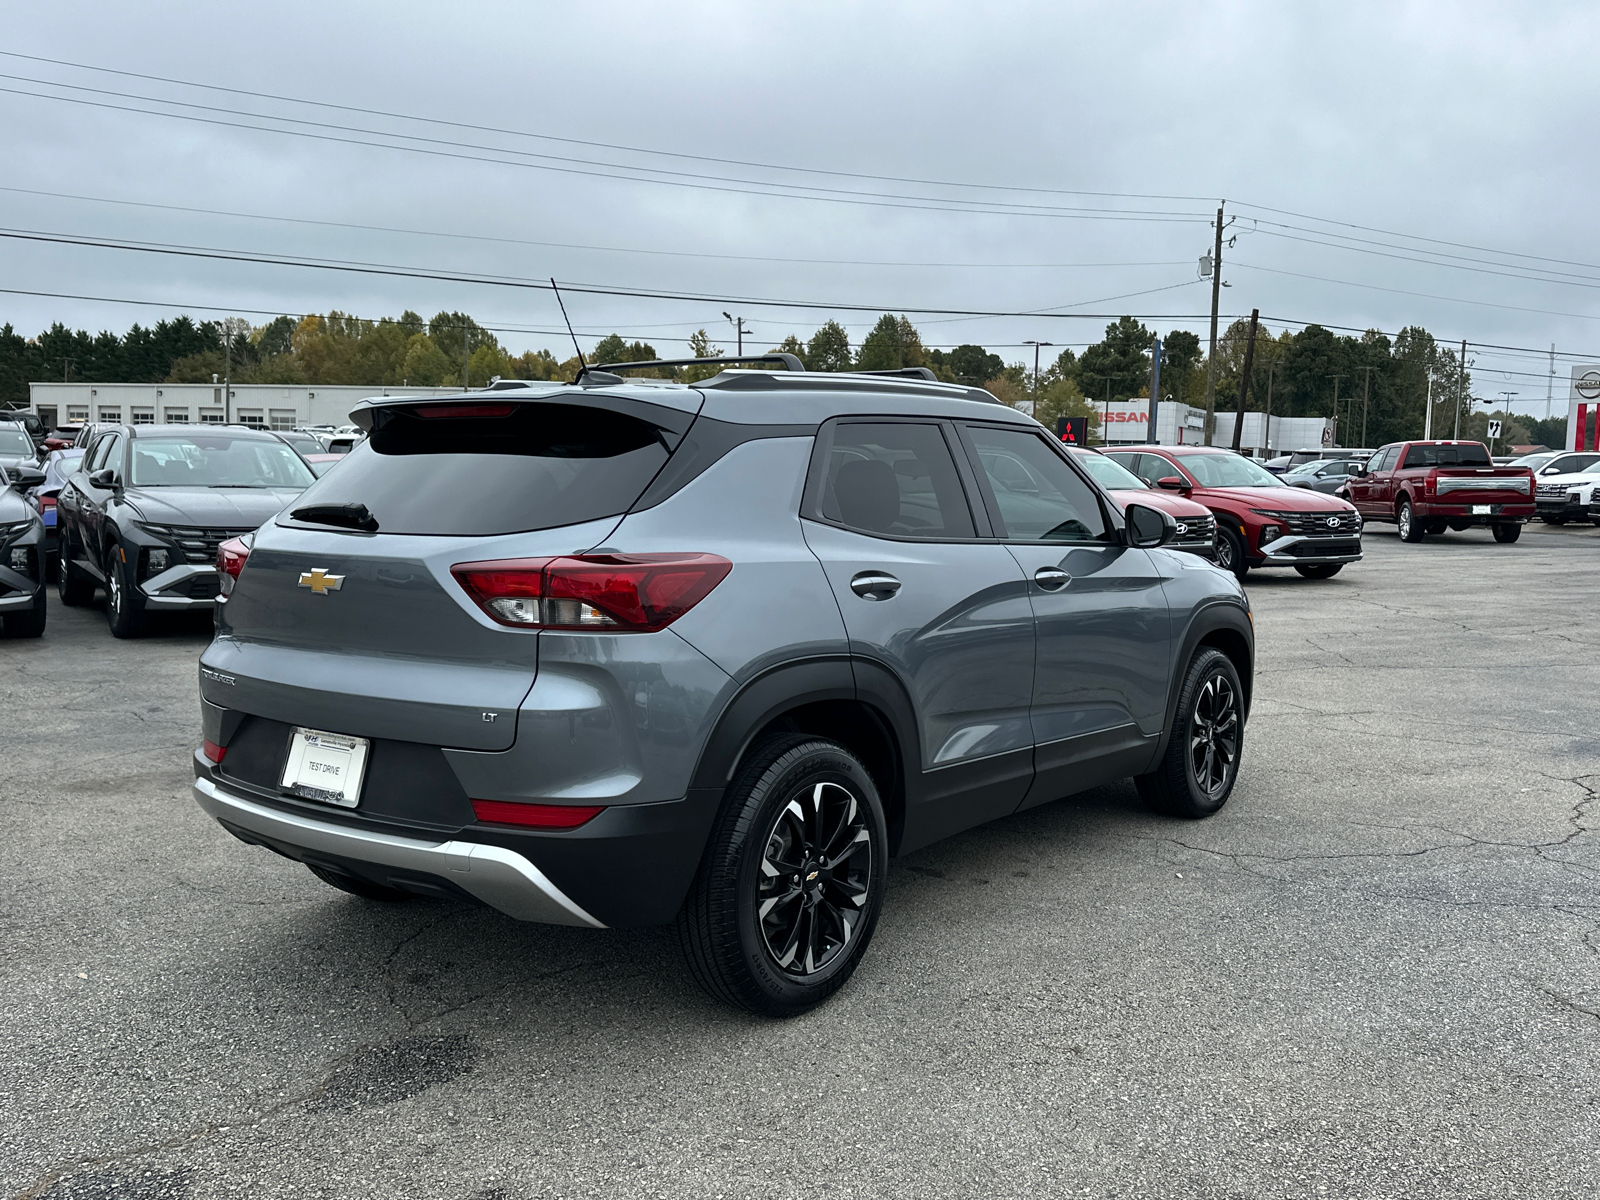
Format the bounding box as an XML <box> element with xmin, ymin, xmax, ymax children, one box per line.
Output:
<box><xmin>550</xmin><ymin>278</ymin><xmax>587</xmax><ymax>377</ymax></box>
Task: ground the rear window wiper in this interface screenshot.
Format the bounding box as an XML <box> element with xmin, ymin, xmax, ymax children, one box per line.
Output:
<box><xmin>290</xmin><ymin>501</ymin><xmax>379</xmax><ymax>532</ymax></box>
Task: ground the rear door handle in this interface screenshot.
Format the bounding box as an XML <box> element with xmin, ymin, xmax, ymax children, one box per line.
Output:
<box><xmin>1033</xmin><ymin>566</ymin><xmax>1071</xmax><ymax>591</ymax></box>
<box><xmin>850</xmin><ymin>571</ymin><xmax>901</xmax><ymax>600</ymax></box>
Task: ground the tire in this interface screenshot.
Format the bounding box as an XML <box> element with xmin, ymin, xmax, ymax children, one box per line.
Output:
<box><xmin>56</xmin><ymin>533</ymin><xmax>95</xmax><ymax>606</ymax></box>
<box><xmin>1543</xmin><ymin>514</ymin><xmax>1569</xmax><ymax>526</ymax></box>
<box><xmin>1135</xmin><ymin>647</ymin><xmax>1245</xmax><ymax>819</ymax></box>
<box><xmin>1492</xmin><ymin>523</ymin><xmax>1521</xmax><ymax>544</ymax></box>
<box><xmin>104</xmin><ymin>541</ymin><xmax>148</xmax><ymax>638</ymax></box>
<box><xmin>307</xmin><ymin>863</ymin><xmax>411</xmax><ymax>902</ymax></box>
<box><xmin>3</xmin><ymin>589</ymin><xmax>46</xmax><ymax>638</ymax></box>
<box><xmin>1214</xmin><ymin>526</ymin><xmax>1249</xmax><ymax>580</ymax></box>
<box><xmin>676</xmin><ymin>735</ymin><xmax>888</xmax><ymax>1017</ymax></box>
<box><xmin>1294</xmin><ymin>563</ymin><xmax>1343</xmax><ymax>579</ymax></box>
<box><xmin>1397</xmin><ymin>498</ymin><xmax>1425</xmax><ymax>542</ymax></box>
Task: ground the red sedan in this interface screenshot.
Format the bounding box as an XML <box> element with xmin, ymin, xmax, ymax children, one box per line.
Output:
<box><xmin>1069</xmin><ymin>447</ymin><xmax>1218</xmax><ymax>558</ymax></box>
<box><xmin>1106</xmin><ymin>445</ymin><xmax>1363</xmax><ymax>580</ymax></box>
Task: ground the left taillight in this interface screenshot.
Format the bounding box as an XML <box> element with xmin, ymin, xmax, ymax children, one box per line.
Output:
<box><xmin>202</xmin><ymin>739</ymin><xmax>227</xmax><ymax>764</ymax></box>
<box><xmin>452</xmin><ymin>553</ymin><xmax>733</xmax><ymax>632</ymax></box>
<box><xmin>216</xmin><ymin>533</ymin><xmax>252</xmax><ymax>597</ymax></box>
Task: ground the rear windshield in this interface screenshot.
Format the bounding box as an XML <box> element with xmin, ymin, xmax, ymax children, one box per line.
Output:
<box><xmin>1403</xmin><ymin>444</ymin><xmax>1492</xmax><ymax>467</ymax></box>
<box><xmin>286</xmin><ymin>402</ymin><xmax>671</xmax><ymax>535</ymax></box>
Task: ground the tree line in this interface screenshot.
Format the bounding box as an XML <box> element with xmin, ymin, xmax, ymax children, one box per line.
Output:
<box><xmin>0</xmin><ymin>308</ymin><xmax>1566</xmax><ymax>449</ymax></box>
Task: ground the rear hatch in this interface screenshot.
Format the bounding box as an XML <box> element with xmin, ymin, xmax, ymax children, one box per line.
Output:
<box><xmin>203</xmin><ymin>390</ymin><xmax>701</xmax><ymax>752</ymax></box>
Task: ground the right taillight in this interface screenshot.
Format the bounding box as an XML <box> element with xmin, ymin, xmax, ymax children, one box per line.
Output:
<box><xmin>216</xmin><ymin>534</ymin><xmax>252</xmax><ymax>597</ymax></box>
<box><xmin>452</xmin><ymin>553</ymin><xmax>732</xmax><ymax>632</ymax></box>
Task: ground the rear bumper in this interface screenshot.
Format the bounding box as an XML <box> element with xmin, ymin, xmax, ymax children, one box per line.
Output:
<box><xmin>1414</xmin><ymin>502</ymin><xmax>1533</xmax><ymax>521</ymax></box>
<box><xmin>193</xmin><ymin>774</ymin><xmax>606</xmax><ymax>927</ymax></box>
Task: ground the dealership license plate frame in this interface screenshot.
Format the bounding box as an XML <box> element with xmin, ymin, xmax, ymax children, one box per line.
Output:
<box><xmin>280</xmin><ymin>726</ymin><xmax>369</xmax><ymax>808</ymax></box>
<box><xmin>1471</xmin><ymin>504</ymin><xmax>1491</xmax><ymax>514</ymax></box>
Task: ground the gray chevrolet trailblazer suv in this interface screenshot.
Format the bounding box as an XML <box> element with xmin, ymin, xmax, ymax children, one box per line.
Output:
<box><xmin>192</xmin><ymin>360</ymin><xmax>1253</xmax><ymax>1015</ymax></box>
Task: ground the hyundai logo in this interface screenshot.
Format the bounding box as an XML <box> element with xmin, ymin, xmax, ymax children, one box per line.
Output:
<box><xmin>1175</xmin><ymin>522</ymin><xmax>1189</xmax><ymax>535</ymax></box>
<box><xmin>1325</xmin><ymin>516</ymin><xmax>1341</xmax><ymax>528</ymax></box>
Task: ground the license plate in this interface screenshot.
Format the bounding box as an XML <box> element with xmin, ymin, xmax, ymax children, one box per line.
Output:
<box><xmin>1471</xmin><ymin>505</ymin><xmax>1491</xmax><ymax>514</ymax></box>
<box><xmin>280</xmin><ymin>727</ymin><xmax>369</xmax><ymax>807</ymax></box>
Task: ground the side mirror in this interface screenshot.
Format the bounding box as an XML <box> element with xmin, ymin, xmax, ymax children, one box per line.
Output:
<box><xmin>1125</xmin><ymin>502</ymin><xmax>1178</xmax><ymax>549</ymax></box>
<box><xmin>89</xmin><ymin>467</ymin><xmax>117</xmax><ymax>488</ymax></box>
<box><xmin>12</xmin><ymin>467</ymin><xmax>44</xmax><ymax>489</ymax></box>
<box><xmin>1351</xmin><ymin>466</ymin><xmax>1369</xmax><ymax>478</ymax></box>
<box><xmin>1155</xmin><ymin>475</ymin><xmax>1190</xmax><ymax>493</ymax></box>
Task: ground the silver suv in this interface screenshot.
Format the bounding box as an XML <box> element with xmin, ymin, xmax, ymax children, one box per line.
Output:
<box><xmin>192</xmin><ymin>362</ymin><xmax>1253</xmax><ymax>1015</ymax></box>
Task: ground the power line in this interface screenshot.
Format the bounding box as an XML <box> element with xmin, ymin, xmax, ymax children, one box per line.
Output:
<box><xmin>0</xmin><ymin>50</ymin><xmax>1220</xmax><ymax>206</ymax></box>
<box><xmin>0</xmin><ymin>186</ymin><xmax>1190</xmax><ymax>272</ymax></box>
<box><xmin>1231</xmin><ymin>260</ymin><xmax>1600</xmax><ymax>322</ymax></box>
<box><xmin>0</xmin><ymin>82</ymin><xmax>1208</xmax><ymax>225</ymax></box>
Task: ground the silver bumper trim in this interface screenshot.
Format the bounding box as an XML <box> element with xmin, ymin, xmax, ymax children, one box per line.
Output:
<box><xmin>141</xmin><ymin>564</ymin><xmax>216</xmax><ymax>609</ymax></box>
<box><xmin>192</xmin><ymin>776</ymin><xmax>606</xmax><ymax>928</ymax></box>
<box><xmin>0</xmin><ymin>589</ymin><xmax>38</xmax><ymax>610</ymax></box>
<box><xmin>1257</xmin><ymin>534</ymin><xmax>1363</xmax><ymax>566</ymax></box>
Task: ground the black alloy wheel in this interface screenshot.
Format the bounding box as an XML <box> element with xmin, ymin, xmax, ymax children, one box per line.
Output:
<box><xmin>677</xmin><ymin>735</ymin><xmax>887</xmax><ymax>1016</ymax></box>
<box><xmin>1294</xmin><ymin>563</ymin><xmax>1343</xmax><ymax>579</ymax></box>
<box><xmin>1492</xmin><ymin>523</ymin><xmax>1522</xmax><ymax>543</ymax></box>
<box><xmin>56</xmin><ymin>532</ymin><xmax>94</xmax><ymax>606</ymax></box>
<box><xmin>1214</xmin><ymin>526</ymin><xmax>1249</xmax><ymax>580</ymax></box>
<box><xmin>1136</xmin><ymin>646</ymin><xmax>1245</xmax><ymax>819</ymax></box>
<box><xmin>1397</xmin><ymin>499</ymin><xmax>1424</xmax><ymax>543</ymax></box>
<box><xmin>104</xmin><ymin>542</ymin><xmax>148</xmax><ymax>638</ymax></box>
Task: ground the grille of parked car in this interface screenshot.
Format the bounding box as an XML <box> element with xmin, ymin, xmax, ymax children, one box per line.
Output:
<box><xmin>1173</xmin><ymin>513</ymin><xmax>1216</xmax><ymax>545</ymax></box>
<box><xmin>1254</xmin><ymin>510</ymin><xmax>1363</xmax><ymax>538</ymax></box>
<box><xmin>1537</xmin><ymin>482</ymin><xmax>1572</xmax><ymax>497</ymax></box>
<box><xmin>143</xmin><ymin>526</ymin><xmax>257</xmax><ymax>565</ymax></box>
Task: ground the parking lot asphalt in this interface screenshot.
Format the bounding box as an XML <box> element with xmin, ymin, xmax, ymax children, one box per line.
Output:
<box><xmin>3</xmin><ymin>521</ymin><xmax>1598</xmax><ymax>1200</ymax></box>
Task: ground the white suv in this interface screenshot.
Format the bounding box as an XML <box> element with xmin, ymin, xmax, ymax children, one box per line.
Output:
<box><xmin>1534</xmin><ymin>460</ymin><xmax>1600</xmax><ymax>526</ymax></box>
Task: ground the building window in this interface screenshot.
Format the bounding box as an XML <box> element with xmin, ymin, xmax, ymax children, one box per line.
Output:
<box><xmin>269</xmin><ymin>408</ymin><xmax>297</xmax><ymax>430</ymax></box>
<box><xmin>164</xmin><ymin>408</ymin><xmax>190</xmax><ymax>424</ymax></box>
<box><xmin>199</xmin><ymin>409</ymin><xmax>225</xmax><ymax>425</ymax></box>
<box><xmin>98</xmin><ymin>407</ymin><xmax>122</xmax><ymax>422</ymax></box>
<box><xmin>36</xmin><ymin>406</ymin><xmax>57</xmax><ymax>428</ymax></box>
<box><xmin>236</xmin><ymin>408</ymin><xmax>265</xmax><ymax>428</ymax></box>
<box><xmin>67</xmin><ymin>406</ymin><xmax>89</xmax><ymax>422</ymax></box>
<box><xmin>130</xmin><ymin>408</ymin><xmax>155</xmax><ymax>425</ymax></box>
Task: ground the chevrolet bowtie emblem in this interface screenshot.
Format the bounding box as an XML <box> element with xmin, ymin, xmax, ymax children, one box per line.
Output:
<box><xmin>298</xmin><ymin>568</ymin><xmax>345</xmax><ymax>595</ymax></box>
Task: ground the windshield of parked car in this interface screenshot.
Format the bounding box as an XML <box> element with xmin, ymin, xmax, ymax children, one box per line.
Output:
<box><xmin>129</xmin><ymin>433</ymin><xmax>317</xmax><ymax>488</ymax></box>
<box><xmin>1073</xmin><ymin>450</ymin><xmax>1147</xmax><ymax>490</ymax></box>
<box><xmin>1176</xmin><ymin>453</ymin><xmax>1285</xmax><ymax>488</ymax></box>
<box><xmin>1510</xmin><ymin>453</ymin><xmax>1557</xmax><ymax>468</ymax></box>
<box><xmin>0</xmin><ymin>430</ymin><xmax>34</xmax><ymax>456</ymax></box>
<box><xmin>1404</xmin><ymin>443</ymin><xmax>1492</xmax><ymax>467</ymax></box>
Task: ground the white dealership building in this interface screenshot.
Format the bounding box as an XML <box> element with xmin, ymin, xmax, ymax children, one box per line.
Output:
<box><xmin>25</xmin><ymin>381</ymin><xmax>467</xmax><ymax>430</ymax></box>
<box><xmin>1094</xmin><ymin>400</ymin><xmax>1336</xmax><ymax>455</ymax></box>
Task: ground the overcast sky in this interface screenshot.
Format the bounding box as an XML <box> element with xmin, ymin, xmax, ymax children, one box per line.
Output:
<box><xmin>4</xmin><ymin>1</ymin><xmax>1597</xmax><ymax>411</ymax></box>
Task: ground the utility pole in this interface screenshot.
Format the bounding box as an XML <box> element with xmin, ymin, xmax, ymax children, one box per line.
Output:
<box><xmin>1149</xmin><ymin>338</ymin><xmax>1163</xmax><ymax>445</ymax></box>
<box><xmin>1327</xmin><ymin>375</ymin><xmax>1344</xmax><ymax>446</ymax></box>
<box><xmin>1548</xmin><ymin>344</ymin><xmax>1556</xmax><ymax>420</ymax></box>
<box><xmin>1423</xmin><ymin>374</ymin><xmax>1433</xmax><ymax>439</ymax></box>
<box><xmin>1454</xmin><ymin>339</ymin><xmax>1467</xmax><ymax>438</ymax></box>
<box><xmin>1202</xmin><ymin>204</ymin><xmax>1226</xmax><ymax>444</ymax></box>
<box><xmin>223</xmin><ymin>329</ymin><xmax>231</xmax><ymax>424</ymax></box>
<box><xmin>722</xmin><ymin>312</ymin><xmax>748</xmax><ymax>356</ymax></box>
<box><xmin>1358</xmin><ymin>365</ymin><xmax>1375</xmax><ymax>448</ymax></box>
<box><xmin>1262</xmin><ymin>358</ymin><xmax>1280</xmax><ymax>454</ymax></box>
<box><xmin>1023</xmin><ymin>340</ymin><xmax>1052</xmax><ymax>420</ymax></box>
<box><xmin>1230</xmin><ymin>308</ymin><xmax>1259</xmax><ymax>452</ymax></box>
<box><xmin>463</xmin><ymin>325</ymin><xmax>471</xmax><ymax>392</ymax></box>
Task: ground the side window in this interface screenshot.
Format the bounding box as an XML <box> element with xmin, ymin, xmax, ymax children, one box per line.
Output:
<box><xmin>89</xmin><ymin>434</ymin><xmax>123</xmax><ymax>474</ymax></box>
<box><xmin>85</xmin><ymin>437</ymin><xmax>110</xmax><ymax>472</ymax></box>
<box><xmin>1136</xmin><ymin>453</ymin><xmax>1177</xmax><ymax>486</ymax></box>
<box><xmin>1104</xmin><ymin>452</ymin><xmax>1142</xmax><ymax>479</ymax></box>
<box><xmin>965</xmin><ymin>426</ymin><xmax>1110</xmax><ymax>543</ymax></box>
<box><xmin>819</xmin><ymin>422</ymin><xmax>975</xmax><ymax>539</ymax></box>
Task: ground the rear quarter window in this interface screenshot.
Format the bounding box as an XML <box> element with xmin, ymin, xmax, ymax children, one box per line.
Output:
<box><xmin>284</xmin><ymin>402</ymin><xmax>674</xmax><ymax>536</ymax></box>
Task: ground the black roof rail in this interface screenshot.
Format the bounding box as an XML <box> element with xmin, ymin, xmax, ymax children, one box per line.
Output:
<box><xmin>855</xmin><ymin>367</ymin><xmax>939</xmax><ymax>382</ymax></box>
<box><xmin>583</xmin><ymin>352</ymin><xmax>805</xmax><ymax>378</ymax></box>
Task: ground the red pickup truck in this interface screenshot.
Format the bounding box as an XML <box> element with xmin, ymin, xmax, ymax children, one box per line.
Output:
<box><xmin>1346</xmin><ymin>440</ymin><xmax>1534</xmax><ymax>543</ymax></box>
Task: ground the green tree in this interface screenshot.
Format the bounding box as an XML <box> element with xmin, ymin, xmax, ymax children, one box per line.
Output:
<box><xmin>428</xmin><ymin>311</ymin><xmax>495</xmax><ymax>369</ymax></box>
<box><xmin>400</xmin><ymin>332</ymin><xmax>453</xmax><ymax>386</ymax></box>
<box><xmin>680</xmin><ymin>329</ymin><xmax>724</xmax><ymax>382</ymax></box>
<box><xmin>1035</xmin><ymin>376</ymin><xmax>1098</xmax><ymax>439</ymax></box>
<box><xmin>856</xmin><ymin>315</ymin><xmax>925</xmax><ymax>372</ymax></box>
<box><xmin>165</xmin><ymin>350</ymin><xmax>226</xmax><ymax>383</ymax></box>
<box><xmin>945</xmin><ymin>344</ymin><xmax>1003</xmax><ymax>385</ymax></box>
<box><xmin>1077</xmin><ymin>317</ymin><xmax>1154</xmax><ymax>403</ymax></box>
<box><xmin>253</xmin><ymin>315</ymin><xmax>297</xmax><ymax>358</ymax></box>
<box><xmin>805</xmin><ymin>320</ymin><xmax>852</xmax><ymax>372</ymax></box>
<box><xmin>771</xmin><ymin>334</ymin><xmax>806</xmax><ymax>364</ymax></box>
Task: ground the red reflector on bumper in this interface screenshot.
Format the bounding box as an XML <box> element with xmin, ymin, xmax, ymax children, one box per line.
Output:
<box><xmin>470</xmin><ymin>800</ymin><xmax>604</xmax><ymax>830</ymax></box>
<box><xmin>202</xmin><ymin>740</ymin><xmax>227</xmax><ymax>764</ymax></box>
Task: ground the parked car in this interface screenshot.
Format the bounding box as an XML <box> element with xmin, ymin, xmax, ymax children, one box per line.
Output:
<box><xmin>27</xmin><ymin>448</ymin><xmax>85</xmax><ymax>574</ymax></box>
<box><xmin>301</xmin><ymin>453</ymin><xmax>345</xmax><ymax>477</ymax></box>
<box><xmin>1068</xmin><ymin>446</ymin><xmax>1217</xmax><ymax>556</ymax></box>
<box><xmin>1106</xmin><ymin>445</ymin><xmax>1362</xmax><ymax>579</ymax></box>
<box><xmin>0</xmin><ymin>464</ymin><xmax>47</xmax><ymax>637</ymax></box>
<box><xmin>191</xmin><ymin>367</ymin><xmax>1254</xmax><ymax>1016</ymax></box>
<box><xmin>55</xmin><ymin>424</ymin><xmax>318</xmax><ymax>636</ymax></box>
<box><xmin>271</xmin><ymin>429</ymin><xmax>330</xmax><ymax>459</ymax></box>
<box><xmin>1534</xmin><ymin>460</ymin><xmax>1600</xmax><ymax>525</ymax></box>
<box><xmin>1346</xmin><ymin>441</ymin><xmax>1535</xmax><ymax>542</ymax></box>
<box><xmin>2</xmin><ymin>409</ymin><xmax>48</xmax><ymax>452</ymax></box>
<box><xmin>1262</xmin><ymin>447</ymin><xmax>1374</xmax><ymax>474</ymax></box>
<box><xmin>0</xmin><ymin>421</ymin><xmax>42</xmax><ymax>477</ymax></box>
<box><xmin>324</xmin><ymin>432</ymin><xmax>365</xmax><ymax>455</ymax></box>
<box><xmin>1282</xmin><ymin>457</ymin><xmax>1365</xmax><ymax>494</ymax></box>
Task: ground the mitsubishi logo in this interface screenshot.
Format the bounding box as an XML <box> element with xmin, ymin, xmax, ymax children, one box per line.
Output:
<box><xmin>297</xmin><ymin>568</ymin><xmax>345</xmax><ymax>595</ymax></box>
